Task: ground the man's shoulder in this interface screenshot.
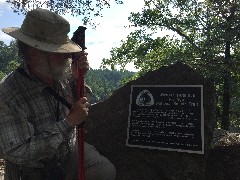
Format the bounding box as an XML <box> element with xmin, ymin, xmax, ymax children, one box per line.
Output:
<box><xmin>0</xmin><ymin>70</ymin><xmax>23</xmax><ymax>88</ymax></box>
<box><xmin>0</xmin><ymin>70</ymin><xmax>29</xmax><ymax>100</ymax></box>
<box><xmin>0</xmin><ymin>69</ymin><xmax>47</xmax><ymax>102</ymax></box>
<box><xmin>1</xmin><ymin>71</ymin><xmax>15</xmax><ymax>89</ymax></box>
<box><xmin>1</xmin><ymin>71</ymin><xmax>16</xmax><ymax>89</ymax></box>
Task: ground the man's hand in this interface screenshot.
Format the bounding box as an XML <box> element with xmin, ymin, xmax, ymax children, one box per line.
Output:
<box><xmin>67</xmin><ymin>97</ymin><xmax>90</xmax><ymax>127</ymax></box>
<box><xmin>72</xmin><ymin>52</ymin><xmax>89</xmax><ymax>79</ymax></box>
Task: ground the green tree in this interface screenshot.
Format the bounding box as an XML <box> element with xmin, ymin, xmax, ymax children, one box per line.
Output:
<box><xmin>0</xmin><ymin>40</ymin><xmax>20</xmax><ymax>74</ymax></box>
<box><xmin>85</xmin><ymin>68</ymin><xmax>134</xmax><ymax>103</ymax></box>
<box><xmin>0</xmin><ymin>71</ymin><xmax>6</xmax><ymax>80</ymax></box>
<box><xmin>102</xmin><ymin>0</ymin><xmax>240</xmax><ymax>130</ymax></box>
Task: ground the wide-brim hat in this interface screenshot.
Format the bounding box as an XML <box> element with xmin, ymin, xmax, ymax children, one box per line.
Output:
<box><xmin>2</xmin><ymin>8</ymin><xmax>81</xmax><ymax>53</ymax></box>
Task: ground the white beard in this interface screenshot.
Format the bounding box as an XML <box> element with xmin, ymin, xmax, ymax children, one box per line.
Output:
<box><xmin>50</xmin><ymin>58</ymin><xmax>72</xmax><ymax>81</ymax></box>
<box><xmin>35</xmin><ymin>53</ymin><xmax>72</xmax><ymax>82</ymax></box>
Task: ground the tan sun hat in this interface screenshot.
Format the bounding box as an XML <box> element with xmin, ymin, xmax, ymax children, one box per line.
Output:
<box><xmin>2</xmin><ymin>8</ymin><xmax>81</xmax><ymax>53</ymax></box>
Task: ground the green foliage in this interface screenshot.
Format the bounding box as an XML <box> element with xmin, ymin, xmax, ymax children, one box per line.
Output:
<box><xmin>85</xmin><ymin>68</ymin><xmax>135</xmax><ymax>103</ymax></box>
<box><xmin>7</xmin><ymin>60</ymin><xmax>21</xmax><ymax>72</ymax></box>
<box><xmin>0</xmin><ymin>71</ymin><xmax>6</xmax><ymax>81</ymax></box>
<box><xmin>102</xmin><ymin>0</ymin><xmax>240</xmax><ymax>130</ymax></box>
<box><xmin>0</xmin><ymin>40</ymin><xmax>20</xmax><ymax>74</ymax></box>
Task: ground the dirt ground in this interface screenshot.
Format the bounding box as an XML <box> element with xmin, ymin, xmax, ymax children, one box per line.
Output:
<box><xmin>0</xmin><ymin>159</ymin><xmax>4</xmax><ymax>180</ymax></box>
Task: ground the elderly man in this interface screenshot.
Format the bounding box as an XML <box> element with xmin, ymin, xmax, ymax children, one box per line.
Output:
<box><xmin>0</xmin><ymin>8</ymin><xmax>116</xmax><ymax>180</ymax></box>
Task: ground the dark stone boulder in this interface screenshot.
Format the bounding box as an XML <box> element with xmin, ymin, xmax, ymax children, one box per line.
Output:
<box><xmin>85</xmin><ymin>62</ymin><xmax>216</xmax><ymax>180</ymax></box>
<box><xmin>206</xmin><ymin>130</ymin><xmax>240</xmax><ymax>180</ymax></box>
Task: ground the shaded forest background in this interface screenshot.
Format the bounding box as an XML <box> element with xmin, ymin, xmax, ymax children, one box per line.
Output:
<box><xmin>0</xmin><ymin>40</ymin><xmax>135</xmax><ymax>104</ymax></box>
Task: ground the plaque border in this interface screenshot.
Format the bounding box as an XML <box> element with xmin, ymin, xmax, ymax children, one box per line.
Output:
<box><xmin>126</xmin><ymin>85</ymin><xmax>204</xmax><ymax>154</ymax></box>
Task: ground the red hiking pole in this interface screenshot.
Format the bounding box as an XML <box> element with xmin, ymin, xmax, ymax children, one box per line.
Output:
<box><xmin>71</xmin><ymin>26</ymin><xmax>87</xmax><ymax>180</ymax></box>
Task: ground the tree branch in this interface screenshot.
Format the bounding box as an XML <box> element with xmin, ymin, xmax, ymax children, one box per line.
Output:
<box><xmin>168</xmin><ymin>25</ymin><xmax>201</xmax><ymax>52</ymax></box>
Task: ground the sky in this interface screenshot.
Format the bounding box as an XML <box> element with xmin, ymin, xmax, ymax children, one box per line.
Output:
<box><xmin>0</xmin><ymin>0</ymin><xmax>145</xmax><ymax>72</ymax></box>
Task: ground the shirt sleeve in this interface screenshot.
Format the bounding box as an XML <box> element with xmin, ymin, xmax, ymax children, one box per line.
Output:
<box><xmin>0</xmin><ymin>101</ymin><xmax>73</xmax><ymax>168</ymax></box>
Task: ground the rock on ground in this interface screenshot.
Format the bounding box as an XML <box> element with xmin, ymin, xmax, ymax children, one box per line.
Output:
<box><xmin>85</xmin><ymin>62</ymin><xmax>216</xmax><ymax>180</ymax></box>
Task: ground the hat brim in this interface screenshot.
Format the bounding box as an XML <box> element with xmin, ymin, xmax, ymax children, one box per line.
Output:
<box><xmin>2</xmin><ymin>27</ymin><xmax>81</xmax><ymax>53</ymax></box>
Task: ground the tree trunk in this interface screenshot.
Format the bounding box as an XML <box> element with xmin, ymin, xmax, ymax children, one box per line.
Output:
<box><xmin>221</xmin><ymin>41</ymin><xmax>231</xmax><ymax>130</ymax></box>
